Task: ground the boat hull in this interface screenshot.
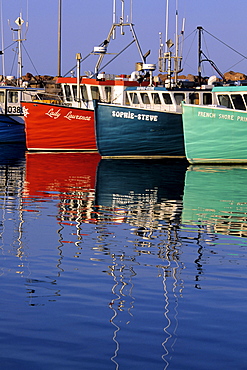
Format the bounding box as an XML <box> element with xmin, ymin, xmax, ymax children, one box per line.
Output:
<box><xmin>94</xmin><ymin>102</ymin><xmax>185</xmax><ymax>158</ymax></box>
<box><xmin>22</xmin><ymin>101</ymin><xmax>96</xmax><ymax>151</ymax></box>
<box><xmin>182</xmin><ymin>104</ymin><xmax>247</xmax><ymax>164</ymax></box>
<box><xmin>0</xmin><ymin>115</ymin><xmax>25</xmax><ymax>143</ymax></box>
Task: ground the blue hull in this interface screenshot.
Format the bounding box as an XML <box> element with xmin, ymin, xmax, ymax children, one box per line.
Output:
<box><xmin>94</xmin><ymin>103</ymin><xmax>185</xmax><ymax>157</ymax></box>
<box><xmin>0</xmin><ymin>116</ymin><xmax>25</xmax><ymax>143</ymax></box>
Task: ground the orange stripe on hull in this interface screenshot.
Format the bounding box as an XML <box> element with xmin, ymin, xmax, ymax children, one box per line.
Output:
<box><xmin>22</xmin><ymin>102</ymin><xmax>97</xmax><ymax>150</ymax></box>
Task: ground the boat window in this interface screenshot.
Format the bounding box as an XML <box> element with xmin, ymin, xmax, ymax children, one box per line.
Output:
<box><xmin>64</xmin><ymin>85</ymin><xmax>72</xmax><ymax>101</ymax></box>
<box><xmin>140</xmin><ymin>93</ymin><xmax>150</xmax><ymax>104</ymax></box>
<box><xmin>162</xmin><ymin>93</ymin><xmax>172</xmax><ymax>104</ymax></box>
<box><xmin>8</xmin><ymin>91</ymin><xmax>19</xmax><ymax>103</ymax></box>
<box><xmin>91</xmin><ymin>86</ymin><xmax>100</xmax><ymax>100</ymax></box>
<box><xmin>80</xmin><ymin>85</ymin><xmax>88</xmax><ymax>101</ymax></box>
<box><xmin>104</xmin><ymin>86</ymin><xmax>112</xmax><ymax>103</ymax></box>
<box><xmin>203</xmin><ymin>93</ymin><xmax>212</xmax><ymax>105</ymax></box>
<box><xmin>129</xmin><ymin>92</ymin><xmax>139</xmax><ymax>104</ymax></box>
<box><xmin>0</xmin><ymin>92</ymin><xmax>4</xmax><ymax>103</ymax></box>
<box><xmin>72</xmin><ymin>85</ymin><xmax>77</xmax><ymax>100</ymax></box>
<box><xmin>174</xmin><ymin>93</ymin><xmax>185</xmax><ymax>105</ymax></box>
<box><xmin>189</xmin><ymin>93</ymin><xmax>199</xmax><ymax>104</ymax></box>
<box><xmin>125</xmin><ymin>93</ymin><xmax>130</xmax><ymax>105</ymax></box>
<box><xmin>217</xmin><ymin>94</ymin><xmax>233</xmax><ymax>109</ymax></box>
<box><xmin>231</xmin><ymin>94</ymin><xmax>246</xmax><ymax>110</ymax></box>
<box><xmin>243</xmin><ymin>94</ymin><xmax>247</xmax><ymax>106</ymax></box>
<box><xmin>151</xmin><ymin>93</ymin><xmax>161</xmax><ymax>104</ymax></box>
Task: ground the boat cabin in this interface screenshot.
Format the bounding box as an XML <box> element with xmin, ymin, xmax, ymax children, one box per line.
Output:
<box><xmin>212</xmin><ymin>85</ymin><xmax>247</xmax><ymax>111</ymax></box>
<box><xmin>57</xmin><ymin>75</ymin><xmax>148</xmax><ymax>109</ymax></box>
<box><xmin>125</xmin><ymin>86</ymin><xmax>213</xmax><ymax>113</ymax></box>
<box><xmin>0</xmin><ymin>86</ymin><xmax>44</xmax><ymax>117</ymax></box>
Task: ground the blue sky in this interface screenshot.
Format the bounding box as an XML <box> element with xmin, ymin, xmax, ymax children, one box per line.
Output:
<box><xmin>1</xmin><ymin>0</ymin><xmax>247</xmax><ymax>79</ymax></box>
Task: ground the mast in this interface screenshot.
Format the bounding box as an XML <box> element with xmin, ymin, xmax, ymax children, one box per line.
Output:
<box><xmin>76</xmin><ymin>53</ymin><xmax>81</xmax><ymax>108</ymax></box>
<box><xmin>159</xmin><ymin>0</ymin><xmax>184</xmax><ymax>86</ymax></box>
<box><xmin>57</xmin><ymin>0</ymin><xmax>62</xmax><ymax>76</ymax></box>
<box><xmin>11</xmin><ymin>14</ymin><xmax>25</xmax><ymax>83</ymax></box>
<box><xmin>174</xmin><ymin>0</ymin><xmax>179</xmax><ymax>84</ymax></box>
<box><xmin>197</xmin><ymin>26</ymin><xmax>203</xmax><ymax>86</ymax></box>
<box><xmin>93</xmin><ymin>0</ymin><xmax>145</xmax><ymax>76</ymax></box>
<box><xmin>0</xmin><ymin>0</ymin><xmax>5</xmax><ymax>77</ymax></box>
<box><xmin>165</xmin><ymin>0</ymin><xmax>169</xmax><ymax>53</ymax></box>
<box><xmin>112</xmin><ymin>0</ymin><xmax>116</xmax><ymax>39</ymax></box>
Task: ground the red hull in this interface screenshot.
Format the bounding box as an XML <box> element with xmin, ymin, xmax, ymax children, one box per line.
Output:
<box><xmin>22</xmin><ymin>101</ymin><xmax>96</xmax><ymax>151</ymax></box>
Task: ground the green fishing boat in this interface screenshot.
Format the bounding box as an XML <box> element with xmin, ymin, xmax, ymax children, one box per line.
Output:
<box><xmin>182</xmin><ymin>85</ymin><xmax>247</xmax><ymax>164</ymax></box>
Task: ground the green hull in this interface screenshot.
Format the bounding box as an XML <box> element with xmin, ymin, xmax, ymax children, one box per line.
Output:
<box><xmin>182</xmin><ymin>166</ymin><xmax>247</xmax><ymax>238</ymax></box>
<box><xmin>182</xmin><ymin>104</ymin><xmax>247</xmax><ymax>163</ymax></box>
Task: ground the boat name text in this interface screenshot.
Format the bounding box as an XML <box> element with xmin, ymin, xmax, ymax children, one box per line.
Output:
<box><xmin>197</xmin><ymin>111</ymin><xmax>247</xmax><ymax>122</ymax></box>
<box><xmin>46</xmin><ymin>108</ymin><xmax>92</xmax><ymax>121</ymax></box>
<box><xmin>112</xmin><ymin>110</ymin><xmax>158</xmax><ymax>121</ymax></box>
<box><xmin>64</xmin><ymin>111</ymin><xmax>92</xmax><ymax>121</ymax></box>
<box><xmin>46</xmin><ymin>108</ymin><xmax>61</xmax><ymax>119</ymax></box>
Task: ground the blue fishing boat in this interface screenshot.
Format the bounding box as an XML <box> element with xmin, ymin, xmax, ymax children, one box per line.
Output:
<box><xmin>0</xmin><ymin>85</ymin><xmax>44</xmax><ymax>143</ymax></box>
<box><xmin>94</xmin><ymin>83</ymin><xmax>213</xmax><ymax>158</ymax></box>
<box><xmin>94</xmin><ymin>17</ymin><xmax>215</xmax><ymax>158</ymax></box>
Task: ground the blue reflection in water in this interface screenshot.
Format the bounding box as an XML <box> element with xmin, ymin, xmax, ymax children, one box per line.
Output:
<box><xmin>1</xmin><ymin>152</ymin><xmax>247</xmax><ymax>369</ymax></box>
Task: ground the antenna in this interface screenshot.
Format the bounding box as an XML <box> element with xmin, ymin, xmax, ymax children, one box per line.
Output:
<box><xmin>0</xmin><ymin>0</ymin><xmax>5</xmax><ymax>77</ymax></box>
<box><xmin>10</xmin><ymin>13</ymin><xmax>27</xmax><ymax>82</ymax></box>
<box><xmin>121</xmin><ymin>0</ymin><xmax>125</xmax><ymax>35</ymax></box>
<box><xmin>112</xmin><ymin>0</ymin><xmax>116</xmax><ymax>39</ymax></box>
<box><xmin>165</xmin><ymin>0</ymin><xmax>169</xmax><ymax>52</ymax></box>
<box><xmin>130</xmin><ymin>0</ymin><xmax>133</xmax><ymax>23</ymax></box>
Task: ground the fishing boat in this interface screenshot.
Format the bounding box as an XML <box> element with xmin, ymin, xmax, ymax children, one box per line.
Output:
<box><xmin>21</xmin><ymin>0</ymin><xmax>150</xmax><ymax>151</ymax></box>
<box><xmin>94</xmin><ymin>82</ymin><xmax>214</xmax><ymax>158</ymax></box>
<box><xmin>22</xmin><ymin>75</ymin><xmax>148</xmax><ymax>151</ymax></box>
<box><xmin>0</xmin><ymin>15</ymin><xmax>44</xmax><ymax>143</ymax></box>
<box><xmin>94</xmin><ymin>14</ymin><xmax>215</xmax><ymax>158</ymax></box>
<box><xmin>182</xmin><ymin>84</ymin><xmax>247</xmax><ymax>164</ymax></box>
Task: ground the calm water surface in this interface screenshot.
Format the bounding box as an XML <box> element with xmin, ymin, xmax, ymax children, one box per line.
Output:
<box><xmin>1</xmin><ymin>145</ymin><xmax>247</xmax><ymax>369</ymax></box>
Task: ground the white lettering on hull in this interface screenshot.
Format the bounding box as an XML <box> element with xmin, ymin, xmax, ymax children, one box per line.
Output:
<box><xmin>197</xmin><ymin>110</ymin><xmax>247</xmax><ymax>122</ymax></box>
<box><xmin>112</xmin><ymin>110</ymin><xmax>158</xmax><ymax>121</ymax></box>
<box><xmin>45</xmin><ymin>108</ymin><xmax>92</xmax><ymax>121</ymax></box>
<box><xmin>64</xmin><ymin>111</ymin><xmax>91</xmax><ymax>121</ymax></box>
<box><xmin>218</xmin><ymin>113</ymin><xmax>234</xmax><ymax>120</ymax></box>
<box><xmin>46</xmin><ymin>108</ymin><xmax>61</xmax><ymax>119</ymax></box>
<box><xmin>198</xmin><ymin>111</ymin><xmax>216</xmax><ymax>118</ymax></box>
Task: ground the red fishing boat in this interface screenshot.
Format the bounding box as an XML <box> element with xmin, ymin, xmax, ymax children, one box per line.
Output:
<box><xmin>22</xmin><ymin>76</ymin><xmax>146</xmax><ymax>151</ymax></box>
<box><xmin>21</xmin><ymin>0</ymin><xmax>150</xmax><ymax>151</ymax></box>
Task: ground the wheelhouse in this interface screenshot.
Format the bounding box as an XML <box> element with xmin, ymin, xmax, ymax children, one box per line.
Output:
<box><xmin>57</xmin><ymin>75</ymin><xmax>148</xmax><ymax>109</ymax></box>
<box><xmin>0</xmin><ymin>86</ymin><xmax>44</xmax><ymax>115</ymax></box>
<box><xmin>213</xmin><ymin>85</ymin><xmax>247</xmax><ymax>111</ymax></box>
<box><xmin>125</xmin><ymin>86</ymin><xmax>213</xmax><ymax>113</ymax></box>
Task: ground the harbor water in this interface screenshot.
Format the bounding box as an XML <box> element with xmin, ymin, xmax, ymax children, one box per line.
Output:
<box><xmin>1</xmin><ymin>145</ymin><xmax>247</xmax><ymax>369</ymax></box>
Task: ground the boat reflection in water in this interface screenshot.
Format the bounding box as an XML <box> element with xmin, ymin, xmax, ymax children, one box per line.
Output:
<box><xmin>23</xmin><ymin>153</ymin><xmax>188</xmax><ymax>367</ymax></box>
<box><xmin>0</xmin><ymin>144</ymin><xmax>25</xmax><ymax>272</ymax></box>
<box><xmin>95</xmin><ymin>159</ymin><xmax>187</xmax><ymax>368</ymax></box>
<box><xmin>22</xmin><ymin>152</ymin><xmax>101</xmax><ymax>304</ymax></box>
<box><xmin>24</xmin><ymin>152</ymin><xmax>100</xmax><ymax>222</ymax></box>
<box><xmin>182</xmin><ymin>165</ymin><xmax>247</xmax><ymax>238</ymax></box>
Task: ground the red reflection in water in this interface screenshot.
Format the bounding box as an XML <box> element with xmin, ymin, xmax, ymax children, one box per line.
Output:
<box><xmin>23</xmin><ymin>152</ymin><xmax>100</xmax><ymax>199</ymax></box>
